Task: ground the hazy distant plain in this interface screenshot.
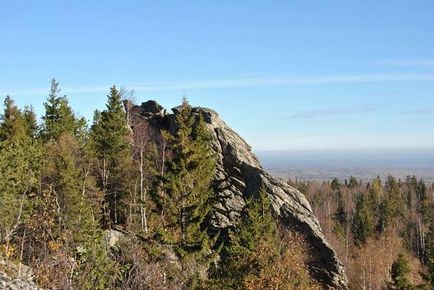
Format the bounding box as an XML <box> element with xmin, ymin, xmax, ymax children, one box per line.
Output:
<box><xmin>256</xmin><ymin>149</ymin><xmax>434</xmax><ymax>183</ymax></box>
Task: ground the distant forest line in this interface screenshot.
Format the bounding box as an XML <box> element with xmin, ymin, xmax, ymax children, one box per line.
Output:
<box><xmin>290</xmin><ymin>175</ymin><xmax>433</xmax><ymax>289</ymax></box>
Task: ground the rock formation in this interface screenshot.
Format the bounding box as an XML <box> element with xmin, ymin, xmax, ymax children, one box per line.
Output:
<box><xmin>0</xmin><ymin>260</ymin><xmax>41</xmax><ymax>290</ymax></box>
<box><xmin>127</xmin><ymin>101</ymin><xmax>348</xmax><ymax>289</ymax></box>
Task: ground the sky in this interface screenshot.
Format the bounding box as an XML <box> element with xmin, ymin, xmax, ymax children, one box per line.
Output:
<box><xmin>1</xmin><ymin>0</ymin><xmax>434</xmax><ymax>151</ymax></box>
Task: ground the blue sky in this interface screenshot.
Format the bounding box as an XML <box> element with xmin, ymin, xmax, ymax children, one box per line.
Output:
<box><xmin>1</xmin><ymin>0</ymin><xmax>434</xmax><ymax>151</ymax></box>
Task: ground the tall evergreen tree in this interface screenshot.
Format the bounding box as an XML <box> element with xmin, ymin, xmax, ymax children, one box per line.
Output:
<box><xmin>217</xmin><ymin>187</ymin><xmax>280</xmax><ymax>289</ymax></box>
<box><xmin>352</xmin><ymin>192</ymin><xmax>375</xmax><ymax>245</ymax></box>
<box><xmin>422</xmin><ymin>221</ymin><xmax>434</xmax><ymax>288</ymax></box>
<box><xmin>0</xmin><ymin>97</ymin><xmax>41</xmax><ymax>253</ymax></box>
<box><xmin>43</xmin><ymin>133</ymin><xmax>94</xmax><ymax>243</ymax></box>
<box><xmin>158</xmin><ymin>99</ymin><xmax>217</xmax><ymax>262</ymax></box>
<box><xmin>389</xmin><ymin>254</ymin><xmax>413</xmax><ymax>290</ymax></box>
<box><xmin>41</xmin><ymin>79</ymin><xmax>86</xmax><ymax>142</ymax></box>
<box><xmin>23</xmin><ymin>105</ymin><xmax>39</xmax><ymax>138</ymax></box>
<box><xmin>378</xmin><ymin>175</ymin><xmax>402</xmax><ymax>232</ymax></box>
<box><xmin>0</xmin><ymin>96</ymin><xmax>27</xmax><ymax>142</ymax></box>
<box><xmin>90</xmin><ymin>86</ymin><xmax>131</xmax><ymax>226</ymax></box>
<box><xmin>333</xmin><ymin>191</ymin><xmax>348</xmax><ymax>240</ymax></box>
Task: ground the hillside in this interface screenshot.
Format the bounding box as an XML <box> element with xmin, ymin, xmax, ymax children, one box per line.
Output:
<box><xmin>0</xmin><ymin>92</ymin><xmax>347</xmax><ymax>289</ymax></box>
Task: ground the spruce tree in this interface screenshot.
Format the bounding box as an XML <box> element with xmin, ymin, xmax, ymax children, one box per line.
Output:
<box><xmin>158</xmin><ymin>99</ymin><xmax>217</xmax><ymax>262</ymax></box>
<box><xmin>389</xmin><ymin>254</ymin><xmax>413</xmax><ymax>290</ymax></box>
<box><xmin>333</xmin><ymin>191</ymin><xmax>347</xmax><ymax>240</ymax></box>
<box><xmin>41</xmin><ymin>79</ymin><xmax>86</xmax><ymax>142</ymax></box>
<box><xmin>0</xmin><ymin>96</ymin><xmax>27</xmax><ymax>141</ymax></box>
<box><xmin>379</xmin><ymin>175</ymin><xmax>402</xmax><ymax>232</ymax></box>
<box><xmin>90</xmin><ymin>86</ymin><xmax>131</xmax><ymax>226</ymax></box>
<box><xmin>0</xmin><ymin>97</ymin><xmax>42</xmax><ymax>253</ymax></box>
<box><xmin>74</xmin><ymin>227</ymin><xmax>122</xmax><ymax>290</ymax></box>
<box><xmin>23</xmin><ymin>105</ymin><xmax>39</xmax><ymax>138</ymax></box>
<box><xmin>352</xmin><ymin>192</ymin><xmax>375</xmax><ymax>245</ymax></box>
<box><xmin>43</xmin><ymin>133</ymin><xmax>94</xmax><ymax>244</ymax></box>
<box><xmin>218</xmin><ymin>187</ymin><xmax>280</xmax><ymax>289</ymax></box>
<box><xmin>422</xmin><ymin>221</ymin><xmax>434</xmax><ymax>288</ymax></box>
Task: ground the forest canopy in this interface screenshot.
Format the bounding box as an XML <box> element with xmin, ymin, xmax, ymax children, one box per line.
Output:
<box><xmin>1</xmin><ymin>80</ymin><xmax>433</xmax><ymax>289</ymax></box>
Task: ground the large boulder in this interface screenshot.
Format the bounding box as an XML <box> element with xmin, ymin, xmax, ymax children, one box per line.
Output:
<box><xmin>126</xmin><ymin>101</ymin><xmax>348</xmax><ymax>289</ymax></box>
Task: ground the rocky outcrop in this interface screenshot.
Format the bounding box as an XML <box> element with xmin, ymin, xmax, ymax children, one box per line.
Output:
<box><xmin>0</xmin><ymin>260</ymin><xmax>42</xmax><ymax>290</ymax></box>
<box><xmin>127</xmin><ymin>101</ymin><xmax>348</xmax><ymax>289</ymax></box>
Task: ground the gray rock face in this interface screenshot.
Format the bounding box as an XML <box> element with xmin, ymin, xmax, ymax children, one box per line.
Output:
<box><xmin>126</xmin><ymin>101</ymin><xmax>348</xmax><ymax>289</ymax></box>
<box><xmin>0</xmin><ymin>260</ymin><xmax>42</xmax><ymax>290</ymax></box>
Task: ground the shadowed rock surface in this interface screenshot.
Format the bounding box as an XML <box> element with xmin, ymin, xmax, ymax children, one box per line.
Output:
<box><xmin>127</xmin><ymin>101</ymin><xmax>348</xmax><ymax>289</ymax></box>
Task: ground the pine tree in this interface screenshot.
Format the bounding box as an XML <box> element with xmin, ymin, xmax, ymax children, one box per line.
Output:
<box><xmin>370</xmin><ymin>176</ymin><xmax>382</xmax><ymax>208</ymax></box>
<box><xmin>379</xmin><ymin>175</ymin><xmax>402</xmax><ymax>232</ymax></box>
<box><xmin>41</xmin><ymin>79</ymin><xmax>86</xmax><ymax>142</ymax></box>
<box><xmin>217</xmin><ymin>187</ymin><xmax>280</xmax><ymax>289</ymax></box>
<box><xmin>90</xmin><ymin>86</ymin><xmax>131</xmax><ymax>226</ymax></box>
<box><xmin>43</xmin><ymin>133</ymin><xmax>94</xmax><ymax>244</ymax></box>
<box><xmin>74</xmin><ymin>227</ymin><xmax>122</xmax><ymax>290</ymax></box>
<box><xmin>348</xmin><ymin>176</ymin><xmax>359</xmax><ymax>189</ymax></box>
<box><xmin>422</xmin><ymin>221</ymin><xmax>434</xmax><ymax>288</ymax></box>
<box><xmin>158</xmin><ymin>100</ymin><xmax>217</xmax><ymax>263</ymax></box>
<box><xmin>389</xmin><ymin>254</ymin><xmax>413</xmax><ymax>290</ymax></box>
<box><xmin>23</xmin><ymin>105</ymin><xmax>39</xmax><ymax>138</ymax></box>
<box><xmin>0</xmin><ymin>96</ymin><xmax>27</xmax><ymax>142</ymax></box>
<box><xmin>331</xmin><ymin>177</ymin><xmax>341</xmax><ymax>191</ymax></box>
<box><xmin>333</xmin><ymin>191</ymin><xmax>348</xmax><ymax>240</ymax></box>
<box><xmin>0</xmin><ymin>97</ymin><xmax>42</xmax><ymax>254</ymax></box>
<box><xmin>352</xmin><ymin>192</ymin><xmax>375</xmax><ymax>245</ymax></box>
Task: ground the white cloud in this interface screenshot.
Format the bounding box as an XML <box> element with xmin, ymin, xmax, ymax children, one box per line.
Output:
<box><xmin>2</xmin><ymin>73</ymin><xmax>434</xmax><ymax>97</ymax></box>
<box><xmin>286</xmin><ymin>104</ymin><xmax>378</xmax><ymax>119</ymax></box>
<box><xmin>400</xmin><ymin>107</ymin><xmax>434</xmax><ymax>115</ymax></box>
<box><xmin>382</xmin><ymin>58</ymin><xmax>434</xmax><ymax>68</ymax></box>
<box><xmin>249</xmin><ymin>132</ymin><xmax>434</xmax><ymax>151</ymax></box>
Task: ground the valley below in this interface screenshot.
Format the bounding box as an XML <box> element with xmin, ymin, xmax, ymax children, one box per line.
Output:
<box><xmin>258</xmin><ymin>149</ymin><xmax>434</xmax><ymax>183</ymax></box>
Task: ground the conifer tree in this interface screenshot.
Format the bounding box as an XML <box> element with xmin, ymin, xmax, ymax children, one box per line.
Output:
<box><xmin>74</xmin><ymin>226</ymin><xmax>122</xmax><ymax>290</ymax></box>
<box><xmin>0</xmin><ymin>96</ymin><xmax>27</xmax><ymax>141</ymax></box>
<box><xmin>43</xmin><ymin>133</ymin><xmax>94</xmax><ymax>243</ymax></box>
<box><xmin>378</xmin><ymin>175</ymin><xmax>402</xmax><ymax>232</ymax></box>
<box><xmin>331</xmin><ymin>177</ymin><xmax>341</xmax><ymax>191</ymax></box>
<box><xmin>218</xmin><ymin>187</ymin><xmax>280</xmax><ymax>289</ymax></box>
<box><xmin>158</xmin><ymin>99</ymin><xmax>217</xmax><ymax>262</ymax></box>
<box><xmin>352</xmin><ymin>192</ymin><xmax>375</xmax><ymax>245</ymax></box>
<box><xmin>41</xmin><ymin>79</ymin><xmax>86</xmax><ymax>142</ymax></box>
<box><xmin>370</xmin><ymin>176</ymin><xmax>382</xmax><ymax>208</ymax></box>
<box><xmin>90</xmin><ymin>86</ymin><xmax>131</xmax><ymax>226</ymax></box>
<box><xmin>348</xmin><ymin>176</ymin><xmax>359</xmax><ymax>189</ymax></box>
<box><xmin>333</xmin><ymin>191</ymin><xmax>348</xmax><ymax>240</ymax></box>
<box><xmin>389</xmin><ymin>254</ymin><xmax>413</xmax><ymax>290</ymax></box>
<box><xmin>422</xmin><ymin>221</ymin><xmax>434</xmax><ymax>288</ymax></box>
<box><xmin>23</xmin><ymin>105</ymin><xmax>39</xmax><ymax>138</ymax></box>
<box><xmin>0</xmin><ymin>97</ymin><xmax>41</xmax><ymax>253</ymax></box>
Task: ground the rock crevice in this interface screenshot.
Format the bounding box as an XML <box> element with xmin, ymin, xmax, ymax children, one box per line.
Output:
<box><xmin>128</xmin><ymin>101</ymin><xmax>348</xmax><ymax>289</ymax></box>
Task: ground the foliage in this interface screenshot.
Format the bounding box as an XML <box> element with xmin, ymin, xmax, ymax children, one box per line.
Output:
<box><xmin>212</xmin><ymin>188</ymin><xmax>320</xmax><ymax>289</ymax></box>
<box><xmin>90</xmin><ymin>86</ymin><xmax>131</xmax><ymax>226</ymax></box>
<box><xmin>0</xmin><ymin>97</ymin><xmax>41</xmax><ymax>250</ymax></box>
<box><xmin>74</xmin><ymin>229</ymin><xmax>122</xmax><ymax>290</ymax></box>
<box><xmin>299</xmin><ymin>175</ymin><xmax>433</xmax><ymax>289</ymax></box>
<box><xmin>0</xmin><ymin>89</ymin><xmax>366</xmax><ymax>289</ymax></box>
<box><xmin>389</xmin><ymin>254</ymin><xmax>413</xmax><ymax>289</ymax></box>
<box><xmin>352</xmin><ymin>192</ymin><xmax>375</xmax><ymax>245</ymax></box>
<box><xmin>41</xmin><ymin>79</ymin><xmax>86</xmax><ymax>142</ymax></box>
<box><xmin>157</xmin><ymin>100</ymin><xmax>217</xmax><ymax>266</ymax></box>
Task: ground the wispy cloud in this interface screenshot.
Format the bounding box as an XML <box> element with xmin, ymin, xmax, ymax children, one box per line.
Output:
<box><xmin>3</xmin><ymin>73</ymin><xmax>434</xmax><ymax>96</ymax></box>
<box><xmin>400</xmin><ymin>107</ymin><xmax>434</xmax><ymax>115</ymax></box>
<box><xmin>382</xmin><ymin>58</ymin><xmax>434</xmax><ymax>68</ymax></box>
<box><xmin>286</xmin><ymin>104</ymin><xmax>378</xmax><ymax>120</ymax></box>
